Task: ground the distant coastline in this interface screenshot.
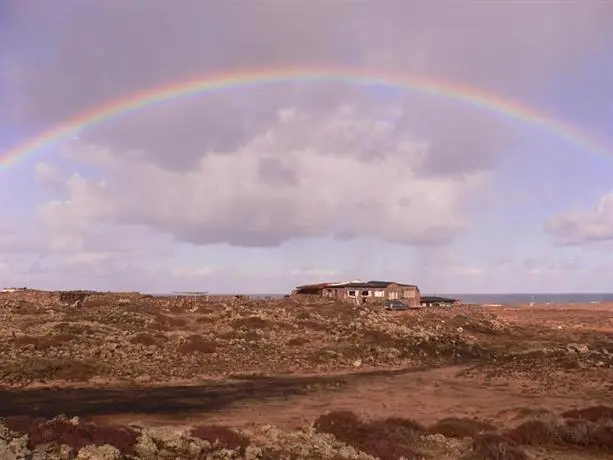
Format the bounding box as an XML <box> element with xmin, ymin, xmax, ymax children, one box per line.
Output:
<box><xmin>431</xmin><ymin>293</ymin><xmax>613</xmax><ymax>305</ymax></box>
<box><xmin>146</xmin><ymin>292</ymin><xmax>613</xmax><ymax>305</ymax></box>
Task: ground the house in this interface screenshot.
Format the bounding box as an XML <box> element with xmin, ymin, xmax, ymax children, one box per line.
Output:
<box><xmin>292</xmin><ymin>280</ymin><xmax>420</xmax><ymax>308</ymax></box>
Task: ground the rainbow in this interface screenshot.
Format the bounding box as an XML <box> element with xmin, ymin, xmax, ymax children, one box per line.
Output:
<box><xmin>0</xmin><ymin>67</ymin><xmax>608</xmax><ymax>169</ymax></box>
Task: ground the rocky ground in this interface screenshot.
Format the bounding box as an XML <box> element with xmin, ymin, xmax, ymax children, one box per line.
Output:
<box><xmin>0</xmin><ymin>290</ymin><xmax>611</xmax><ymax>459</ymax></box>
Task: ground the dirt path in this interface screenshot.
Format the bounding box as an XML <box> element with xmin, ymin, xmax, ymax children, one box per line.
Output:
<box><xmin>0</xmin><ymin>365</ymin><xmax>600</xmax><ymax>431</ymax></box>
<box><xmin>185</xmin><ymin>365</ymin><xmax>596</xmax><ymax>430</ymax></box>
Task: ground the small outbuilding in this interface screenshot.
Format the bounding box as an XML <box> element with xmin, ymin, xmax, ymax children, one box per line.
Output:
<box><xmin>420</xmin><ymin>296</ymin><xmax>459</xmax><ymax>307</ymax></box>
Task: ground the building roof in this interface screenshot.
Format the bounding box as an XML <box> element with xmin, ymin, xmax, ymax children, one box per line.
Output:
<box><xmin>295</xmin><ymin>280</ymin><xmax>417</xmax><ymax>290</ymax></box>
<box><xmin>294</xmin><ymin>282</ymin><xmax>337</xmax><ymax>290</ymax></box>
<box><xmin>420</xmin><ymin>296</ymin><xmax>457</xmax><ymax>303</ymax></box>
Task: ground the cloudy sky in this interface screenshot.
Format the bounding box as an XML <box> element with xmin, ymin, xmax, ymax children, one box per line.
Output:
<box><xmin>1</xmin><ymin>1</ymin><xmax>613</xmax><ymax>294</ymax></box>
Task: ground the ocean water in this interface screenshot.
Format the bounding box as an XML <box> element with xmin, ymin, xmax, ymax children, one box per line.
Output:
<box><xmin>438</xmin><ymin>293</ymin><xmax>613</xmax><ymax>305</ymax></box>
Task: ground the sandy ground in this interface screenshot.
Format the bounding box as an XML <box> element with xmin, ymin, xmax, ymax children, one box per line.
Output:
<box><xmin>87</xmin><ymin>363</ymin><xmax>603</xmax><ymax>431</ymax></box>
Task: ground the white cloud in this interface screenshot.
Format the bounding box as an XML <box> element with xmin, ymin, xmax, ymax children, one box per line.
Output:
<box><xmin>39</xmin><ymin>105</ymin><xmax>490</xmax><ymax>249</ymax></box>
<box><xmin>290</xmin><ymin>267</ymin><xmax>340</xmax><ymax>280</ymax></box>
<box><xmin>34</xmin><ymin>162</ymin><xmax>60</xmax><ymax>185</ymax></box>
<box><xmin>545</xmin><ymin>192</ymin><xmax>613</xmax><ymax>245</ymax></box>
<box><xmin>452</xmin><ymin>266</ymin><xmax>484</xmax><ymax>277</ymax></box>
<box><xmin>169</xmin><ymin>266</ymin><xmax>222</xmax><ymax>278</ymax></box>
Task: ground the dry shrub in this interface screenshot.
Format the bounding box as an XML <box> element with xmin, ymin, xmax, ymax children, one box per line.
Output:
<box><xmin>53</xmin><ymin>323</ymin><xmax>98</xmax><ymax>336</ymax></box>
<box><xmin>219</xmin><ymin>329</ymin><xmax>262</xmax><ymax>342</ymax></box>
<box><xmin>556</xmin><ymin>419</ymin><xmax>613</xmax><ymax>451</ymax></box>
<box><xmin>307</xmin><ymin>348</ymin><xmax>339</xmax><ymax>364</ymax></box>
<box><xmin>315</xmin><ymin>303</ymin><xmax>355</xmax><ymax>321</ymax></box>
<box><xmin>58</xmin><ymin>291</ymin><xmax>92</xmax><ymax>304</ymax></box>
<box><xmin>314</xmin><ymin>410</ymin><xmax>425</xmax><ymax>460</ymax></box>
<box><xmin>230</xmin><ymin>316</ymin><xmax>270</xmax><ymax>330</ymax></box>
<box><xmin>298</xmin><ymin>320</ymin><xmax>329</xmax><ymax>332</ymax></box>
<box><xmin>587</xmin><ymin>425</ymin><xmax>613</xmax><ymax>452</ymax></box>
<box><xmin>190</xmin><ymin>425</ymin><xmax>250</xmax><ymax>454</ymax></box>
<box><xmin>20</xmin><ymin>359</ymin><xmax>99</xmax><ymax>382</ymax></box>
<box><xmin>428</xmin><ymin>417</ymin><xmax>496</xmax><ymax>439</ymax></box>
<box><xmin>332</xmin><ymin>344</ymin><xmax>362</xmax><ymax>361</ymax></box>
<box><xmin>562</xmin><ymin>406</ymin><xmax>613</xmax><ymax>423</ymax></box>
<box><xmin>87</xmin><ymin>312</ymin><xmax>147</xmax><ymax>330</ymax></box>
<box><xmin>362</xmin><ymin>329</ymin><xmax>403</xmax><ymax>347</ymax></box>
<box><xmin>506</xmin><ymin>419</ymin><xmax>561</xmax><ymax>446</ymax></box>
<box><xmin>130</xmin><ymin>333</ymin><xmax>167</xmax><ymax>347</ymax></box>
<box><xmin>507</xmin><ymin>411</ymin><xmax>613</xmax><ymax>453</ymax></box>
<box><xmin>197</xmin><ymin>315</ymin><xmax>215</xmax><ymax>324</ymax></box>
<box><xmin>4</xmin><ymin>416</ymin><xmax>138</xmax><ymax>455</ymax></box>
<box><xmin>149</xmin><ymin>313</ymin><xmax>188</xmax><ymax>331</ymax></box>
<box><xmin>166</xmin><ymin>300</ymin><xmax>206</xmax><ymax>314</ymax></box>
<box><xmin>243</xmin><ymin>331</ymin><xmax>262</xmax><ymax>342</ymax></box>
<box><xmin>51</xmin><ymin>333</ymin><xmax>76</xmax><ymax>344</ymax></box>
<box><xmin>178</xmin><ymin>335</ymin><xmax>218</xmax><ymax>354</ymax></box>
<box><xmin>509</xmin><ymin>406</ymin><xmax>554</xmax><ymax>420</ymax></box>
<box><xmin>287</xmin><ymin>336</ymin><xmax>310</xmax><ymax>347</ymax></box>
<box><xmin>11</xmin><ymin>302</ymin><xmax>49</xmax><ymax>315</ymax></box>
<box><xmin>470</xmin><ymin>434</ymin><xmax>528</xmax><ymax>460</ymax></box>
<box><xmin>14</xmin><ymin>335</ymin><xmax>42</xmax><ymax>347</ymax></box>
<box><xmin>261</xmin><ymin>449</ymin><xmax>348</xmax><ymax>460</ymax></box>
<box><xmin>557</xmin><ymin>419</ymin><xmax>596</xmax><ymax>447</ymax></box>
<box><xmin>447</xmin><ymin>315</ymin><xmax>502</xmax><ymax>335</ymax></box>
<box><xmin>13</xmin><ymin>334</ymin><xmax>75</xmax><ymax>351</ymax></box>
<box><xmin>193</xmin><ymin>308</ymin><xmax>216</xmax><ymax>317</ymax></box>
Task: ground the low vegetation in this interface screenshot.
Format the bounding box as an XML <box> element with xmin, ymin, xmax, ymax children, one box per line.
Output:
<box><xmin>469</xmin><ymin>433</ymin><xmax>528</xmax><ymax>460</ymax></box>
<box><xmin>506</xmin><ymin>409</ymin><xmax>613</xmax><ymax>453</ymax></box>
<box><xmin>314</xmin><ymin>410</ymin><xmax>426</xmax><ymax>460</ymax></box>
<box><xmin>427</xmin><ymin>416</ymin><xmax>496</xmax><ymax>439</ymax></box>
<box><xmin>177</xmin><ymin>335</ymin><xmax>218</xmax><ymax>354</ymax></box>
<box><xmin>190</xmin><ymin>425</ymin><xmax>251</xmax><ymax>454</ymax></box>
<box><xmin>2</xmin><ymin>407</ymin><xmax>612</xmax><ymax>459</ymax></box>
<box><xmin>4</xmin><ymin>415</ymin><xmax>138</xmax><ymax>455</ymax></box>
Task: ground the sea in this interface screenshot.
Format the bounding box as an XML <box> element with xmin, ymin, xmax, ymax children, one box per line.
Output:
<box><xmin>431</xmin><ymin>293</ymin><xmax>613</xmax><ymax>305</ymax></box>
<box><xmin>151</xmin><ymin>292</ymin><xmax>613</xmax><ymax>305</ymax></box>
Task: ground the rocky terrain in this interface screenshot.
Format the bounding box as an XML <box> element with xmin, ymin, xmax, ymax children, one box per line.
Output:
<box><xmin>0</xmin><ymin>290</ymin><xmax>611</xmax><ymax>459</ymax></box>
<box><xmin>0</xmin><ymin>290</ymin><xmax>497</xmax><ymax>387</ymax></box>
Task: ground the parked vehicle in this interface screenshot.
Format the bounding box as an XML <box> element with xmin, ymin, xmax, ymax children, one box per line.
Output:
<box><xmin>385</xmin><ymin>300</ymin><xmax>408</xmax><ymax>310</ymax></box>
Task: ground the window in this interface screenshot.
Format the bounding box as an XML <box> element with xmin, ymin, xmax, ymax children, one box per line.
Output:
<box><xmin>361</xmin><ymin>290</ymin><xmax>369</xmax><ymax>297</ymax></box>
<box><xmin>373</xmin><ymin>291</ymin><xmax>384</xmax><ymax>297</ymax></box>
<box><xmin>348</xmin><ymin>290</ymin><xmax>356</xmax><ymax>297</ymax></box>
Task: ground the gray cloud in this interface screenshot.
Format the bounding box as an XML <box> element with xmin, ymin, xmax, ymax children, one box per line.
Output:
<box><xmin>4</xmin><ymin>1</ymin><xmax>610</xmax><ymax>168</ymax></box>
<box><xmin>3</xmin><ymin>1</ymin><xmax>613</xmax><ymax>290</ymax></box>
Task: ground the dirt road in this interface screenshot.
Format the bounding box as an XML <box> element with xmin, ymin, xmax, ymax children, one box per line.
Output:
<box><xmin>0</xmin><ymin>365</ymin><xmax>599</xmax><ymax>431</ymax></box>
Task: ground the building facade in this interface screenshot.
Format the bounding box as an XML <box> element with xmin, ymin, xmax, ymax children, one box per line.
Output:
<box><xmin>292</xmin><ymin>280</ymin><xmax>421</xmax><ymax>308</ymax></box>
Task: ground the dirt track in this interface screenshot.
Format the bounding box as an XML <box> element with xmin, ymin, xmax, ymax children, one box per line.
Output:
<box><xmin>0</xmin><ymin>367</ymin><xmax>396</xmax><ymax>419</ymax></box>
<box><xmin>0</xmin><ymin>363</ymin><xmax>600</xmax><ymax>434</ymax></box>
